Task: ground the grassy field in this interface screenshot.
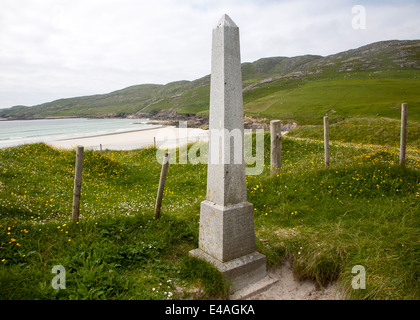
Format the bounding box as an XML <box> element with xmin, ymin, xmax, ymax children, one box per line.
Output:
<box><xmin>243</xmin><ymin>72</ymin><xmax>420</xmax><ymax>124</ymax></box>
<box><xmin>287</xmin><ymin>117</ymin><xmax>420</xmax><ymax>148</ymax></box>
<box><xmin>0</xmin><ymin>126</ymin><xmax>419</xmax><ymax>300</ymax></box>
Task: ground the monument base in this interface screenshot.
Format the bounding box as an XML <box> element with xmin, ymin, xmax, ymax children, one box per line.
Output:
<box><xmin>198</xmin><ymin>200</ymin><xmax>256</xmax><ymax>262</ymax></box>
<box><xmin>189</xmin><ymin>248</ymin><xmax>267</xmax><ymax>292</ymax></box>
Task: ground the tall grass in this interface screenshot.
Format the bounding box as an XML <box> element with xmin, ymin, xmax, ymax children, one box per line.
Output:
<box><xmin>0</xmin><ymin>128</ymin><xmax>419</xmax><ymax>299</ymax></box>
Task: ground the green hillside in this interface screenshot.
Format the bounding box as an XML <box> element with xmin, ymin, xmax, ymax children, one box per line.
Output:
<box><xmin>1</xmin><ymin>40</ymin><xmax>419</xmax><ymax>124</ymax></box>
<box><xmin>244</xmin><ymin>71</ymin><xmax>420</xmax><ymax>124</ymax></box>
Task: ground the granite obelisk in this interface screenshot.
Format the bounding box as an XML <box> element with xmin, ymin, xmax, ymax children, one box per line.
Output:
<box><xmin>189</xmin><ymin>14</ymin><xmax>266</xmax><ymax>292</ymax></box>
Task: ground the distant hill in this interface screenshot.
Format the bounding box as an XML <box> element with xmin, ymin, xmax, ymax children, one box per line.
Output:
<box><xmin>1</xmin><ymin>39</ymin><xmax>419</xmax><ymax>124</ymax></box>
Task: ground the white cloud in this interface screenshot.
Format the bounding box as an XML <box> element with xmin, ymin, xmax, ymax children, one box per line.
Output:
<box><xmin>0</xmin><ymin>0</ymin><xmax>419</xmax><ymax>109</ymax></box>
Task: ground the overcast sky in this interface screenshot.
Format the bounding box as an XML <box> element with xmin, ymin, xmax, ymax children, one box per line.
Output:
<box><xmin>0</xmin><ymin>0</ymin><xmax>419</xmax><ymax>109</ymax></box>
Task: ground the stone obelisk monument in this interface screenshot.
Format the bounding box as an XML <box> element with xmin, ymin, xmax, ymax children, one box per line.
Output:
<box><xmin>189</xmin><ymin>14</ymin><xmax>266</xmax><ymax>292</ymax></box>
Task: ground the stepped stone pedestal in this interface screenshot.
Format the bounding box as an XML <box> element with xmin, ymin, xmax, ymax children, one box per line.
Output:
<box><xmin>189</xmin><ymin>14</ymin><xmax>266</xmax><ymax>293</ymax></box>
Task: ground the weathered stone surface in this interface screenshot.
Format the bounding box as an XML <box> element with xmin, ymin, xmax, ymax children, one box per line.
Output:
<box><xmin>189</xmin><ymin>14</ymin><xmax>266</xmax><ymax>294</ymax></box>
<box><xmin>197</xmin><ymin>200</ymin><xmax>255</xmax><ymax>262</ymax></box>
<box><xmin>206</xmin><ymin>14</ymin><xmax>247</xmax><ymax>207</ymax></box>
<box><xmin>270</xmin><ymin>120</ymin><xmax>282</xmax><ymax>175</ymax></box>
<box><xmin>189</xmin><ymin>249</ymin><xmax>267</xmax><ymax>292</ymax></box>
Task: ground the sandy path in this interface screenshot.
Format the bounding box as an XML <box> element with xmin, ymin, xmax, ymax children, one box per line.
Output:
<box><xmin>245</xmin><ymin>260</ymin><xmax>343</xmax><ymax>300</ymax></box>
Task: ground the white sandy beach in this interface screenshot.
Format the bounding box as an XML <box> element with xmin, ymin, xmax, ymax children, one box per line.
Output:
<box><xmin>48</xmin><ymin>126</ymin><xmax>209</xmax><ymax>150</ymax></box>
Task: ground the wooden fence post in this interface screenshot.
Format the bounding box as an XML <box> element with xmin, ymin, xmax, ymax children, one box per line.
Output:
<box><xmin>270</xmin><ymin>120</ymin><xmax>282</xmax><ymax>175</ymax></box>
<box><xmin>72</xmin><ymin>145</ymin><xmax>84</xmax><ymax>222</ymax></box>
<box><xmin>324</xmin><ymin>116</ymin><xmax>330</xmax><ymax>167</ymax></box>
<box><xmin>400</xmin><ymin>103</ymin><xmax>408</xmax><ymax>165</ymax></box>
<box><xmin>154</xmin><ymin>152</ymin><xmax>170</xmax><ymax>219</ymax></box>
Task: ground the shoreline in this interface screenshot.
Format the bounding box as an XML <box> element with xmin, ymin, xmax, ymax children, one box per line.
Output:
<box><xmin>0</xmin><ymin>111</ymin><xmax>274</xmax><ymax>131</ymax></box>
<box><xmin>1</xmin><ymin>113</ymin><xmax>282</xmax><ymax>151</ymax></box>
<box><xmin>53</xmin><ymin>124</ymin><xmax>165</xmax><ymax>141</ymax></box>
<box><xmin>48</xmin><ymin>125</ymin><xmax>209</xmax><ymax>151</ymax></box>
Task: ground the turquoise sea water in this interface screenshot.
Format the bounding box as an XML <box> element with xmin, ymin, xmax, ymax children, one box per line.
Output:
<box><xmin>0</xmin><ymin>118</ymin><xmax>157</xmax><ymax>148</ymax></box>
